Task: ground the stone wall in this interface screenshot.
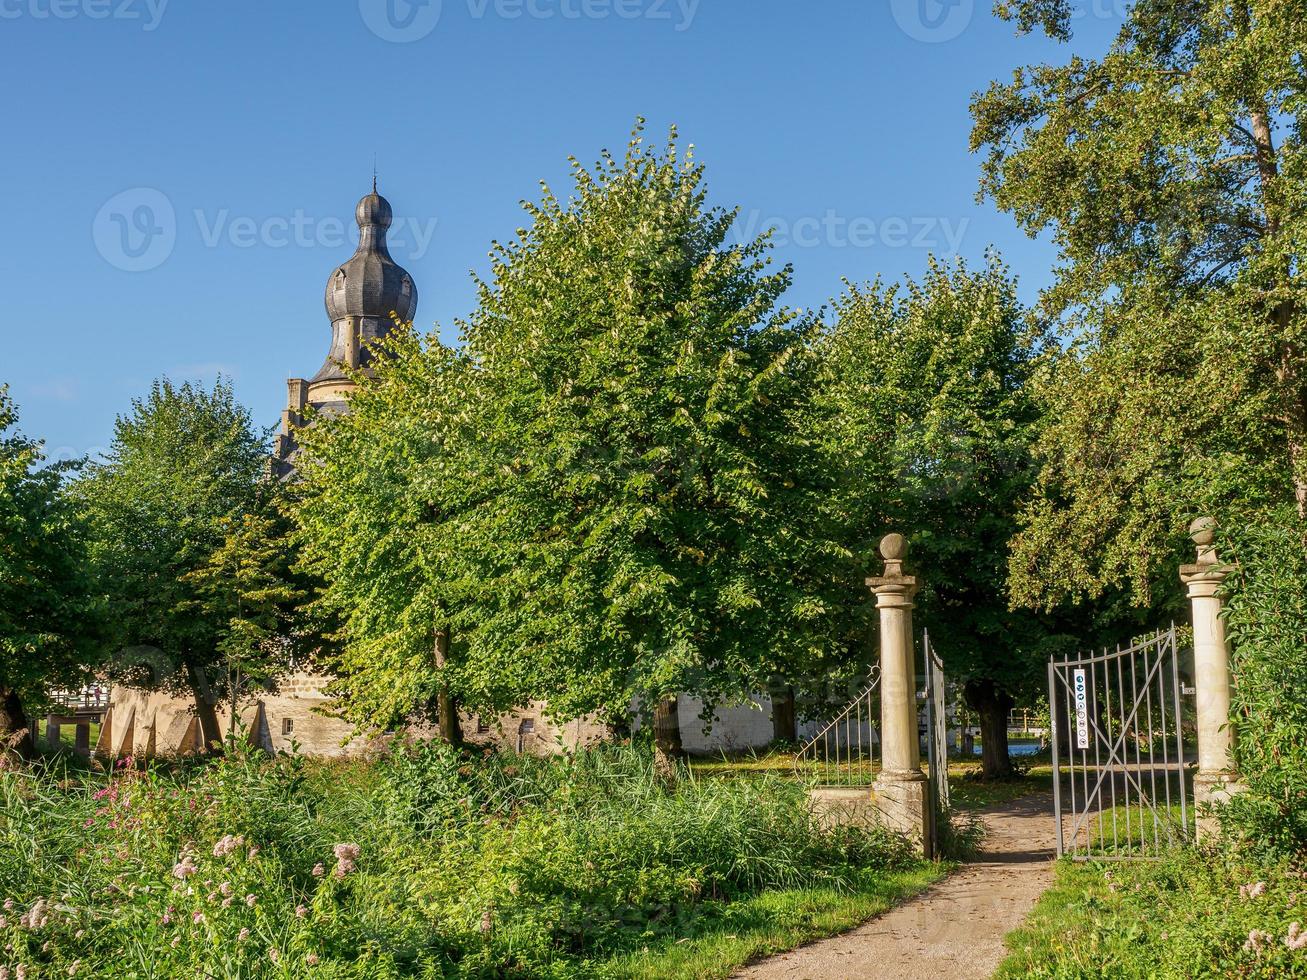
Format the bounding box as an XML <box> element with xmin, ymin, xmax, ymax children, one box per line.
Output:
<box><xmin>98</xmin><ymin>675</ymin><xmax>811</xmax><ymax>761</ymax></box>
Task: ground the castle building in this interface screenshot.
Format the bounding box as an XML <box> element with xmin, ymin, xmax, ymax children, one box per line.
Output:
<box><xmin>98</xmin><ymin>187</ymin><xmax>788</xmax><ymax>760</ymax></box>
<box><xmin>272</xmin><ymin>185</ymin><xmax>418</xmax><ymax>478</ymax></box>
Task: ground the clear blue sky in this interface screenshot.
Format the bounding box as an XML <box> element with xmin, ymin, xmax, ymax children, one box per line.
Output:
<box><xmin>1</xmin><ymin>0</ymin><xmax>1123</xmax><ymax>459</ymax></box>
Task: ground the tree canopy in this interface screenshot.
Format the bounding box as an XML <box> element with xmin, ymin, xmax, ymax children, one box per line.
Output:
<box><xmin>818</xmin><ymin>256</ymin><xmax>1075</xmax><ymax>775</ymax></box>
<box><xmin>75</xmin><ymin>378</ymin><xmax>287</xmax><ymax>748</ymax></box>
<box><xmin>295</xmin><ymin>126</ymin><xmax>855</xmax><ymax>753</ymax></box>
<box><xmin>972</xmin><ymin>0</ymin><xmax>1307</xmax><ymax>607</ymax></box>
<box><xmin>0</xmin><ymin>386</ymin><xmax>98</xmax><ymax>750</ymax></box>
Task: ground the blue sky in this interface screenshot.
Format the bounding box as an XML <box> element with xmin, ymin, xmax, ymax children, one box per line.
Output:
<box><xmin>0</xmin><ymin>0</ymin><xmax>1124</xmax><ymax>458</ymax></box>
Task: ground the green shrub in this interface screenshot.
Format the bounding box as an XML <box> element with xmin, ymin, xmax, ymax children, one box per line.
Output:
<box><xmin>0</xmin><ymin>743</ymin><xmax>914</xmax><ymax>977</ymax></box>
<box><xmin>1220</xmin><ymin>509</ymin><xmax>1307</xmax><ymax>857</ymax></box>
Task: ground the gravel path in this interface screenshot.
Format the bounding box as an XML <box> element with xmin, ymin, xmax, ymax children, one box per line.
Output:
<box><xmin>734</xmin><ymin>792</ymin><xmax>1057</xmax><ymax>980</ymax></box>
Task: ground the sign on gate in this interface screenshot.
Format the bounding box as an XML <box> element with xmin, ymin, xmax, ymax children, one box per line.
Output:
<box><xmin>1048</xmin><ymin>627</ymin><xmax>1194</xmax><ymax>860</ymax></box>
<box><xmin>1073</xmin><ymin>668</ymin><xmax>1089</xmax><ymax>750</ymax></box>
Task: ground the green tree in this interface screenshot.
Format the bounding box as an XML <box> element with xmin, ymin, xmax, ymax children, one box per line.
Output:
<box><xmin>0</xmin><ymin>387</ymin><xmax>98</xmax><ymax>755</ymax></box>
<box><xmin>819</xmin><ymin>256</ymin><xmax>1074</xmax><ymax>777</ymax></box>
<box><xmin>972</xmin><ymin>0</ymin><xmax>1306</xmax><ymax>607</ymax></box>
<box><xmin>181</xmin><ymin>508</ymin><xmax>307</xmax><ymax>740</ymax></box>
<box><xmin>296</xmin><ymin>125</ymin><xmax>852</xmax><ymax>772</ymax></box>
<box><xmin>75</xmin><ymin>378</ymin><xmax>274</xmax><ymax>750</ymax></box>
<box><xmin>293</xmin><ymin>336</ymin><xmax>475</xmax><ymax>745</ymax></box>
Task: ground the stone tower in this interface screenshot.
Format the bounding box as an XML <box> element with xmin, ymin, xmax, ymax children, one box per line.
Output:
<box><xmin>273</xmin><ymin>185</ymin><xmax>418</xmax><ymax>475</ymax></box>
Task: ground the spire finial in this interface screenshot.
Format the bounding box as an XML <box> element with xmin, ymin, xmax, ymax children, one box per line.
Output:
<box><xmin>372</xmin><ymin>154</ymin><xmax>377</xmax><ymax>193</ymax></box>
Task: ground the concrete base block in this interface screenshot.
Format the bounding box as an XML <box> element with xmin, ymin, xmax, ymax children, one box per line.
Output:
<box><xmin>809</xmin><ymin>786</ymin><xmax>880</xmax><ymax>830</ymax></box>
<box><xmin>1194</xmin><ymin>770</ymin><xmax>1247</xmax><ymax>842</ymax></box>
<box><xmin>873</xmin><ymin>770</ymin><xmax>934</xmax><ymax>859</ymax></box>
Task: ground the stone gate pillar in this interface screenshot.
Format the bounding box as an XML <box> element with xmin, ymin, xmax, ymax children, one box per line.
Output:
<box><xmin>1179</xmin><ymin>517</ymin><xmax>1245</xmax><ymax>840</ymax></box>
<box><xmin>868</xmin><ymin>533</ymin><xmax>933</xmax><ymax>857</ymax></box>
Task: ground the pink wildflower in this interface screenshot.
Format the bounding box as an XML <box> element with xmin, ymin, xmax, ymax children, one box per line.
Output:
<box><xmin>1240</xmin><ymin>881</ymin><xmax>1268</xmax><ymax>900</ymax></box>
<box><xmin>67</xmin><ymin>960</ymin><xmax>80</xmax><ymax>975</ymax></box>
<box><xmin>307</xmin><ymin>953</ymin><xmax>319</xmax><ymax>966</ymax></box>
<box><xmin>212</xmin><ymin>835</ymin><xmax>245</xmax><ymax>858</ymax></box>
<box><xmin>268</xmin><ymin>948</ymin><xmax>280</xmax><ymax>963</ymax></box>
<box><xmin>245</xmin><ymin>894</ymin><xmax>256</xmax><ymax>907</ymax></box>
<box><xmin>192</xmin><ymin>911</ymin><xmax>205</xmax><ymax>924</ymax></box>
<box><xmin>1286</xmin><ymin>923</ymin><xmax>1307</xmax><ymax>951</ymax></box>
<box><xmin>238</xmin><ymin>928</ymin><xmax>250</xmax><ymax>941</ymax></box>
<box><xmin>21</xmin><ymin>899</ymin><xmax>50</xmax><ymax>930</ymax></box>
<box><xmin>295</xmin><ymin>905</ymin><xmax>308</xmax><ymax>919</ymax></box>
<box><xmin>311</xmin><ymin>863</ymin><xmax>325</xmax><ymax>878</ymax></box>
<box><xmin>172</xmin><ymin>856</ymin><xmax>198</xmax><ymax>880</ymax></box>
<box><xmin>1245</xmin><ymin>929</ymin><xmax>1275</xmax><ymax>953</ymax></box>
<box><xmin>222</xmin><ymin>897</ymin><xmax>234</xmax><ymax>909</ymax></box>
<box><xmin>332</xmin><ymin>842</ymin><xmax>361</xmax><ymax>878</ymax></box>
<box><xmin>170</xmin><ymin>935</ymin><xmax>181</xmax><ymax>949</ymax></box>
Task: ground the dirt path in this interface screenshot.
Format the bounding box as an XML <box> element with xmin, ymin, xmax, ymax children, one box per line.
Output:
<box><xmin>734</xmin><ymin>793</ymin><xmax>1056</xmax><ymax>980</ymax></box>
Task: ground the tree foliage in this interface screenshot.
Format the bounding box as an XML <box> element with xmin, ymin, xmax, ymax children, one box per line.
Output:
<box><xmin>295</xmin><ymin>126</ymin><xmax>853</xmax><ymax>741</ymax></box>
<box><xmin>75</xmin><ymin>378</ymin><xmax>281</xmax><ymax>747</ymax></box>
<box><xmin>973</xmin><ymin>0</ymin><xmax>1307</xmax><ymax>607</ymax></box>
<box><xmin>818</xmin><ymin>256</ymin><xmax>1075</xmax><ymax>774</ymax></box>
<box><xmin>0</xmin><ymin>386</ymin><xmax>97</xmax><ymax>746</ymax></box>
<box><xmin>1219</xmin><ymin>509</ymin><xmax>1307</xmax><ymax>856</ymax></box>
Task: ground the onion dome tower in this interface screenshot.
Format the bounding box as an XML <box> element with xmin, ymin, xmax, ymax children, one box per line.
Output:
<box><xmin>273</xmin><ymin>183</ymin><xmax>419</xmax><ymax>476</ymax></box>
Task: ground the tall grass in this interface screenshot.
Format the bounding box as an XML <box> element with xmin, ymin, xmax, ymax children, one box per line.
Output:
<box><xmin>0</xmin><ymin>743</ymin><xmax>914</xmax><ymax>978</ymax></box>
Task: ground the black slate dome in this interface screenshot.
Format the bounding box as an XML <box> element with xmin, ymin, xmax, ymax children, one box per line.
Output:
<box><xmin>323</xmin><ymin>190</ymin><xmax>418</xmax><ymax>324</ymax></box>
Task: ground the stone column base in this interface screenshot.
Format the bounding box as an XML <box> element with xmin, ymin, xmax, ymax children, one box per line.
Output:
<box><xmin>874</xmin><ymin>770</ymin><xmax>934</xmax><ymax>859</ymax></box>
<box><xmin>809</xmin><ymin>787</ymin><xmax>880</xmax><ymax>831</ymax></box>
<box><xmin>1194</xmin><ymin>770</ymin><xmax>1247</xmax><ymax>843</ymax></box>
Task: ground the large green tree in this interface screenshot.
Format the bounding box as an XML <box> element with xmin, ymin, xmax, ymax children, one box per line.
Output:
<box><xmin>296</xmin><ymin>126</ymin><xmax>854</xmax><ymax>770</ymax></box>
<box><xmin>293</xmin><ymin>337</ymin><xmax>475</xmax><ymax>743</ymax></box>
<box><xmin>0</xmin><ymin>387</ymin><xmax>98</xmax><ymax>755</ymax></box>
<box><xmin>76</xmin><ymin>379</ymin><xmax>284</xmax><ymax>750</ymax></box>
<box><xmin>819</xmin><ymin>257</ymin><xmax>1079</xmax><ymax>777</ymax></box>
<box><xmin>973</xmin><ymin>0</ymin><xmax>1307</xmax><ymax>606</ymax></box>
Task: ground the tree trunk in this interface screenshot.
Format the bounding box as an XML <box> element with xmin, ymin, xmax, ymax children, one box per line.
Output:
<box><xmin>771</xmin><ymin>686</ymin><xmax>797</xmax><ymax>745</ymax></box>
<box><xmin>652</xmin><ymin>695</ymin><xmax>684</xmax><ymax>783</ymax></box>
<box><xmin>187</xmin><ymin>663</ymin><xmax>223</xmax><ymax>754</ymax></box>
<box><xmin>964</xmin><ymin>679</ymin><xmax>1015</xmax><ymax>780</ymax></box>
<box><xmin>0</xmin><ymin>688</ymin><xmax>34</xmax><ymax>760</ymax></box>
<box><xmin>433</xmin><ymin>628</ymin><xmax>463</xmax><ymax>747</ymax></box>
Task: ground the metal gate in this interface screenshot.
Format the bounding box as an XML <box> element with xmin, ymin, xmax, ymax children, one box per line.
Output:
<box><xmin>1048</xmin><ymin>627</ymin><xmax>1194</xmax><ymax>859</ymax></box>
<box><xmin>793</xmin><ymin>666</ymin><xmax>881</xmax><ymax>785</ymax></box>
<box><xmin>923</xmin><ymin>630</ymin><xmax>949</xmax><ymax>816</ymax></box>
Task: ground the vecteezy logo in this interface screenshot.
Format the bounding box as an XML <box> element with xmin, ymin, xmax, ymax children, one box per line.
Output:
<box><xmin>890</xmin><ymin>0</ymin><xmax>974</xmax><ymax>42</ymax></box>
<box><xmin>358</xmin><ymin>0</ymin><xmax>442</xmax><ymax>42</ymax></box>
<box><xmin>93</xmin><ymin>188</ymin><xmax>177</xmax><ymax>272</ymax></box>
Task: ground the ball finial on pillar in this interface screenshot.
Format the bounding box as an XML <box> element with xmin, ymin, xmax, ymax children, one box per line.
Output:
<box><xmin>1190</xmin><ymin>516</ymin><xmax>1215</xmax><ymax>547</ymax></box>
<box><xmin>880</xmin><ymin>533</ymin><xmax>909</xmax><ymax>561</ymax></box>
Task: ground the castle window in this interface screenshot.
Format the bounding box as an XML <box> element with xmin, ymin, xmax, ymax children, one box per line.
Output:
<box><xmin>519</xmin><ymin>718</ymin><xmax>535</xmax><ymax>735</ymax></box>
<box><xmin>476</xmin><ymin>716</ymin><xmax>490</xmax><ymax>734</ymax></box>
<box><xmin>281</xmin><ymin>718</ymin><xmax>294</xmax><ymax>737</ymax></box>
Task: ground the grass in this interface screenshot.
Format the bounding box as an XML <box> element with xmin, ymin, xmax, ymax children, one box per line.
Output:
<box><xmin>997</xmin><ymin>850</ymin><xmax>1307</xmax><ymax>978</ymax></box>
<box><xmin>608</xmin><ymin>864</ymin><xmax>945</xmax><ymax>979</ymax></box>
<box><xmin>1</xmin><ymin>742</ymin><xmax>934</xmax><ymax>978</ymax></box>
